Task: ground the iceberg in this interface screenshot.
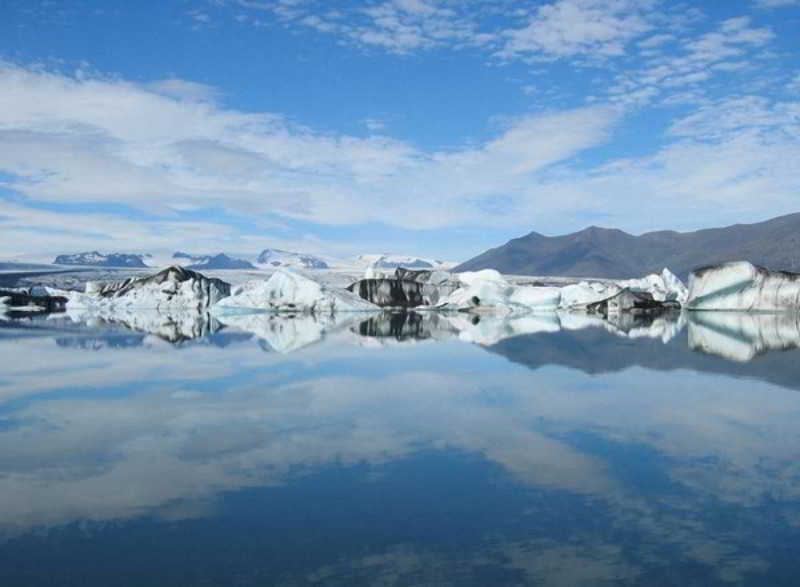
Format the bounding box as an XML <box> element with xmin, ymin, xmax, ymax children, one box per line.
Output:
<box><xmin>686</xmin><ymin>261</ymin><xmax>800</xmax><ymax>311</ymax></box>
<box><xmin>0</xmin><ymin>288</ymin><xmax>68</xmax><ymax>313</ymax></box>
<box><xmin>63</xmin><ymin>266</ymin><xmax>230</xmax><ymax>311</ymax></box>
<box><xmin>436</xmin><ymin>271</ymin><xmax>622</xmax><ymax>314</ymax></box>
<box><xmin>214</xmin><ymin>268</ymin><xmax>378</xmax><ymax>314</ymax></box>
<box><xmin>348</xmin><ymin>267</ymin><xmax>459</xmax><ymax>308</ymax></box>
<box><xmin>618</xmin><ymin>268</ymin><xmax>688</xmax><ymax>304</ymax></box>
<box><xmin>350</xmin><ymin>267</ymin><xmax>686</xmax><ymax>316</ymax></box>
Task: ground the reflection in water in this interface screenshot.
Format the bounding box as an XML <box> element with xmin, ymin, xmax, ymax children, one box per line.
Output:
<box><xmin>7</xmin><ymin>309</ymin><xmax>800</xmax><ymax>366</ymax></box>
<box><xmin>1</xmin><ymin>310</ymin><xmax>800</xmax><ymax>584</ymax></box>
<box><xmin>688</xmin><ymin>311</ymin><xmax>800</xmax><ymax>362</ymax></box>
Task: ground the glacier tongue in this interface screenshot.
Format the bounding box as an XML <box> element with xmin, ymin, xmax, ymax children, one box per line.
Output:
<box><xmin>687</xmin><ymin>261</ymin><xmax>800</xmax><ymax>311</ymax></box>
<box><xmin>214</xmin><ymin>268</ymin><xmax>378</xmax><ymax>314</ymax></box>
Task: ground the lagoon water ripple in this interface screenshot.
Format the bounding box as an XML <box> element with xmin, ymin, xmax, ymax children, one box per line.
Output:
<box><xmin>1</xmin><ymin>311</ymin><xmax>800</xmax><ymax>585</ymax></box>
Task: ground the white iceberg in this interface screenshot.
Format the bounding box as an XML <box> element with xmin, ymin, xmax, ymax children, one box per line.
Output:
<box><xmin>618</xmin><ymin>268</ymin><xmax>688</xmax><ymax>304</ymax></box>
<box><xmin>558</xmin><ymin>281</ymin><xmax>621</xmax><ymax>309</ymax></box>
<box><xmin>436</xmin><ymin>271</ymin><xmax>623</xmax><ymax>314</ymax></box>
<box><xmin>63</xmin><ymin>266</ymin><xmax>230</xmax><ymax>311</ymax></box>
<box><xmin>214</xmin><ymin>268</ymin><xmax>378</xmax><ymax>314</ymax></box>
<box><xmin>686</xmin><ymin>261</ymin><xmax>800</xmax><ymax>311</ymax></box>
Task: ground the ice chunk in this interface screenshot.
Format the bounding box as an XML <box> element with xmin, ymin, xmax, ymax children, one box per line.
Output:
<box><xmin>686</xmin><ymin>261</ymin><xmax>800</xmax><ymax>311</ymax></box>
<box><xmin>619</xmin><ymin>268</ymin><xmax>688</xmax><ymax>304</ymax></box>
<box><xmin>214</xmin><ymin>268</ymin><xmax>378</xmax><ymax>314</ymax></box>
<box><xmin>65</xmin><ymin>266</ymin><xmax>230</xmax><ymax>311</ymax></box>
<box><xmin>558</xmin><ymin>281</ymin><xmax>621</xmax><ymax>309</ymax></box>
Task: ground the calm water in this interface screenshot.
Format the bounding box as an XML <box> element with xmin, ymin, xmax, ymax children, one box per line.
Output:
<box><xmin>1</xmin><ymin>311</ymin><xmax>800</xmax><ymax>586</ymax></box>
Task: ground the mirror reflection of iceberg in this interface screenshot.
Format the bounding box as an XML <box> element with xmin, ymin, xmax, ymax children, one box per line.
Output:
<box><xmin>61</xmin><ymin>308</ymin><xmax>225</xmax><ymax>345</ymax></box>
<box><xmin>353</xmin><ymin>309</ymin><xmax>686</xmax><ymax>347</ymax></box>
<box><xmin>688</xmin><ymin>311</ymin><xmax>800</xmax><ymax>362</ymax></box>
<box><xmin>217</xmin><ymin>311</ymin><xmax>375</xmax><ymax>353</ymax></box>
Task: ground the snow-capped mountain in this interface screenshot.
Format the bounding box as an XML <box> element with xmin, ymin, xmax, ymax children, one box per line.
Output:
<box><xmin>257</xmin><ymin>249</ymin><xmax>329</xmax><ymax>269</ymax></box>
<box><xmin>172</xmin><ymin>252</ymin><xmax>255</xmax><ymax>270</ymax></box>
<box><xmin>54</xmin><ymin>251</ymin><xmax>150</xmax><ymax>268</ymax></box>
<box><xmin>357</xmin><ymin>254</ymin><xmax>451</xmax><ymax>270</ymax></box>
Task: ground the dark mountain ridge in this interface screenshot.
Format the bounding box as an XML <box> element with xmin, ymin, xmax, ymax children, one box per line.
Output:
<box><xmin>455</xmin><ymin>213</ymin><xmax>800</xmax><ymax>279</ymax></box>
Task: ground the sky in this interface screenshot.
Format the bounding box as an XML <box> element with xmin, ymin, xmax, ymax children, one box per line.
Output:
<box><xmin>0</xmin><ymin>0</ymin><xmax>798</xmax><ymax>262</ymax></box>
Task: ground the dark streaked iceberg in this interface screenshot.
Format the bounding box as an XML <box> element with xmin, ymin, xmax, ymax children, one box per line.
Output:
<box><xmin>687</xmin><ymin>261</ymin><xmax>800</xmax><ymax>311</ymax></box>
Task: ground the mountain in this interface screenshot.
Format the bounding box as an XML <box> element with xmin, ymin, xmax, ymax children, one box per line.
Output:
<box><xmin>357</xmin><ymin>254</ymin><xmax>450</xmax><ymax>270</ymax></box>
<box><xmin>257</xmin><ymin>249</ymin><xmax>329</xmax><ymax>269</ymax></box>
<box><xmin>183</xmin><ymin>253</ymin><xmax>255</xmax><ymax>270</ymax></box>
<box><xmin>54</xmin><ymin>252</ymin><xmax>149</xmax><ymax>268</ymax></box>
<box><xmin>454</xmin><ymin>213</ymin><xmax>800</xmax><ymax>279</ymax></box>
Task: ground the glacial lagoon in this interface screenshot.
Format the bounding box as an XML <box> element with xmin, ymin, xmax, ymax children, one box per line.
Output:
<box><xmin>1</xmin><ymin>311</ymin><xmax>800</xmax><ymax>586</ymax></box>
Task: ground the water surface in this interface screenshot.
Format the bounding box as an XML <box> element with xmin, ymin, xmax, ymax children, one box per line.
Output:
<box><xmin>1</xmin><ymin>311</ymin><xmax>799</xmax><ymax>586</ymax></box>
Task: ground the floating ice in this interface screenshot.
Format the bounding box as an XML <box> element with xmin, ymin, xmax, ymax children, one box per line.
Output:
<box><xmin>436</xmin><ymin>271</ymin><xmax>622</xmax><ymax>314</ymax></box>
<box><xmin>214</xmin><ymin>268</ymin><xmax>378</xmax><ymax>314</ymax></box>
<box><xmin>61</xmin><ymin>266</ymin><xmax>230</xmax><ymax>311</ymax></box>
<box><xmin>686</xmin><ymin>261</ymin><xmax>800</xmax><ymax>311</ymax></box>
<box><xmin>619</xmin><ymin>268</ymin><xmax>688</xmax><ymax>304</ymax></box>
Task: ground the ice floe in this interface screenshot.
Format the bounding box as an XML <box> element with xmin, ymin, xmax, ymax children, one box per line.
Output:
<box><xmin>432</xmin><ymin>270</ymin><xmax>681</xmax><ymax>315</ymax></box>
<box><xmin>63</xmin><ymin>266</ymin><xmax>230</xmax><ymax>311</ymax></box>
<box><xmin>619</xmin><ymin>268</ymin><xmax>688</xmax><ymax>304</ymax></box>
<box><xmin>214</xmin><ymin>268</ymin><xmax>378</xmax><ymax>314</ymax></box>
<box><xmin>686</xmin><ymin>261</ymin><xmax>800</xmax><ymax>311</ymax></box>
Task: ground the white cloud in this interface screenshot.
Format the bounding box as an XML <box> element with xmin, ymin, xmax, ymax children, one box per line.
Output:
<box><xmin>231</xmin><ymin>0</ymin><xmax>495</xmax><ymax>54</ymax></box>
<box><xmin>0</xmin><ymin>62</ymin><xmax>618</xmax><ymax>238</ymax></box>
<box><xmin>607</xmin><ymin>16</ymin><xmax>775</xmax><ymax>107</ymax></box>
<box><xmin>498</xmin><ymin>0</ymin><xmax>656</xmax><ymax>60</ymax></box>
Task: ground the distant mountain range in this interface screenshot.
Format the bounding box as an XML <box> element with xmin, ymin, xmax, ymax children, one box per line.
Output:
<box><xmin>357</xmin><ymin>254</ymin><xmax>449</xmax><ymax>270</ymax></box>
<box><xmin>54</xmin><ymin>252</ymin><xmax>149</xmax><ymax>268</ymax></box>
<box><xmin>257</xmin><ymin>249</ymin><xmax>329</xmax><ymax>269</ymax></box>
<box><xmin>174</xmin><ymin>252</ymin><xmax>255</xmax><ymax>270</ymax></box>
<box><xmin>455</xmin><ymin>213</ymin><xmax>800</xmax><ymax>279</ymax></box>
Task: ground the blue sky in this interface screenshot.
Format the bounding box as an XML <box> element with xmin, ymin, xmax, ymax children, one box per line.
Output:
<box><xmin>0</xmin><ymin>0</ymin><xmax>798</xmax><ymax>262</ymax></box>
